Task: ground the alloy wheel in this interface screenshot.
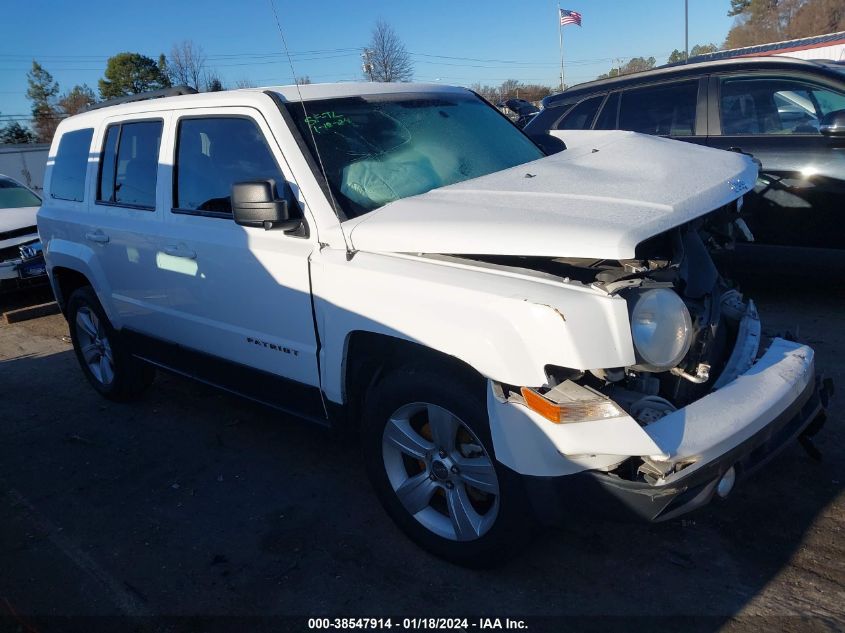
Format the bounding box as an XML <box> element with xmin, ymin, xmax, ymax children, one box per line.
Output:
<box><xmin>75</xmin><ymin>306</ymin><xmax>115</xmax><ymax>385</ymax></box>
<box><xmin>382</xmin><ymin>402</ymin><xmax>500</xmax><ymax>541</ymax></box>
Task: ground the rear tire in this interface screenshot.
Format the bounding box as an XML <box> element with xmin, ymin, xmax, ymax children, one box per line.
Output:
<box><xmin>361</xmin><ymin>363</ymin><xmax>531</xmax><ymax>567</ymax></box>
<box><xmin>67</xmin><ymin>286</ymin><xmax>155</xmax><ymax>401</ymax></box>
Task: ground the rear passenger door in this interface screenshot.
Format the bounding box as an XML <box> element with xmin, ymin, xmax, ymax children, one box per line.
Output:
<box><xmin>612</xmin><ymin>79</ymin><xmax>708</xmax><ymax>146</ymax></box>
<box><xmin>91</xmin><ymin>115</ymin><xmax>171</xmax><ymax>333</ymax></box>
<box><xmin>155</xmin><ymin>108</ymin><xmax>321</xmax><ymax>397</ymax></box>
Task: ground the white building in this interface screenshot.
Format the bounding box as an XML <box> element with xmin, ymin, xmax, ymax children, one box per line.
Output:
<box><xmin>691</xmin><ymin>31</ymin><xmax>845</xmax><ymax>63</ymax></box>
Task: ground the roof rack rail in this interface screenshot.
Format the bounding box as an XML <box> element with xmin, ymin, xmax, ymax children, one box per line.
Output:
<box><xmin>85</xmin><ymin>85</ymin><xmax>199</xmax><ymax>112</ymax></box>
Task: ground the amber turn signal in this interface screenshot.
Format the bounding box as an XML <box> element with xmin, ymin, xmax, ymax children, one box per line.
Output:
<box><xmin>519</xmin><ymin>387</ymin><xmax>626</xmax><ymax>424</ymax></box>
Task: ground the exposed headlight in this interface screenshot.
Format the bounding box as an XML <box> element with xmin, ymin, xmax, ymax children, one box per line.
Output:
<box><xmin>629</xmin><ymin>288</ymin><xmax>692</xmax><ymax>371</ymax></box>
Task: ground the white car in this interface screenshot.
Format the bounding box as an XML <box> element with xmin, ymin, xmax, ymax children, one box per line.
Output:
<box><xmin>1</xmin><ymin>174</ymin><xmax>46</xmax><ymax>290</ymax></box>
<box><xmin>37</xmin><ymin>83</ymin><xmax>829</xmax><ymax>566</ymax></box>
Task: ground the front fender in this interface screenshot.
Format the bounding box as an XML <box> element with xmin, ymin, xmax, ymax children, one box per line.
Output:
<box><xmin>311</xmin><ymin>249</ymin><xmax>635</xmax><ymax>403</ymax></box>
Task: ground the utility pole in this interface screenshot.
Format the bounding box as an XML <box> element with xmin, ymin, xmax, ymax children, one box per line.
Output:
<box><xmin>684</xmin><ymin>0</ymin><xmax>689</xmax><ymax>63</ymax></box>
<box><xmin>361</xmin><ymin>49</ymin><xmax>374</xmax><ymax>81</ymax></box>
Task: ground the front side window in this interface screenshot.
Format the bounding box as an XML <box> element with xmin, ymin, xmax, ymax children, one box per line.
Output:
<box><xmin>175</xmin><ymin>117</ymin><xmax>284</xmax><ymax>214</ymax></box>
<box><xmin>721</xmin><ymin>76</ymin><xmax>845</xmax><ymax>135</ymax></box>
<box><xmin>51</xmin><ymin>128</ymin><xmax>94</xmax><ymax>202</ymax></box>
<box><xmin>0</xmin><ymin>176</ymin><xmax>41</xmax><ymax>208</ymax></box>
<box><xmin>285</xmin><ymin>92</ymin><xmax>544</xmax><ymax>218</ymax></box>
<box><xmin>618</xmin><ymin>81</ymin><xmax>699</xmax><ymax>136</ymax></box>
<box><xmin>555</xmin><ymin>95</ymin><xmax>605</xmax><ymax>130</ymax></box>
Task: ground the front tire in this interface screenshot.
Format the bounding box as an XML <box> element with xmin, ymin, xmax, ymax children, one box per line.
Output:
<box><xmin>67</xmin><ymin>286</ymin><xmax>155</xmax><ymax>401</ymax></box>
<box><xmin>361</xmin><ymin>363</ymin><xmax>530</xmax><ymax>567</ymax></box>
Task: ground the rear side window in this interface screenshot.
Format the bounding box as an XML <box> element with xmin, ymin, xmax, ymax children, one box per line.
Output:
<box><xmin>98</xmin><ymin>120</ymin><xmax>162</xmax><ymax>209</ymax></box>
<box><xmin>174</xmin><ymin>117</ymin><xmax>284</xmax><ymax>214</ymax></box>
<box><xmin>594</xmin><ymin>92</ymin><xmax>620</xmax><ymax>129</ymax></box>
<box><xmin>51</xmin><ymin>128</ymin><xmax>93</xmax><ymax>202</ymax></box>
<box><xmin>555</xmin><ymin>95</ymin><xmax>605</xmax><ymax>130</ymax></box>
<box><xmin>618</xmin><ymin>81</ymin><xmax>699</xmax><ymax>136</ymax></box>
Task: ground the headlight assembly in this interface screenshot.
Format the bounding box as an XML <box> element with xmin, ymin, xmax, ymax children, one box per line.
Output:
<box><xmin>628</xmin><ymin>288</ymin><xmax>692</xmax><ymax>371</ymax></box>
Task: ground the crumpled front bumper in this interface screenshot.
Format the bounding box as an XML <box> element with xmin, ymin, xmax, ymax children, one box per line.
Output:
<box><xmin>490</xmin><ymin>338</ymin><xmax>831</xmax><ymax>523</ymax></box>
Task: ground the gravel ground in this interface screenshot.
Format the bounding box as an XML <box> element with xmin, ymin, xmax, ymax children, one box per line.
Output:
<box><xmin>0</xmin><ymin>281</ymin><xmax>842</xmax><ymax>633</ymax></box>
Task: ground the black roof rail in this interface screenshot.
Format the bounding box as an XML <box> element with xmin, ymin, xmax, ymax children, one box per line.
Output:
<box><xmin>85</xmin><ymin>85</ymin><xmax>199</xmax><ymax>112</ymax></box>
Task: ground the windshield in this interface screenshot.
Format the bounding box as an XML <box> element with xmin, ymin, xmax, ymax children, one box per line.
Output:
<box><xmin>285</xmin><ymin>92</ymin><xmax>544</xmax><ymax>218</ymax></box>
<box><xmin>0</xmin><ymin>177</ymin><xmax>41</xmax><ymax>209</ymax></box>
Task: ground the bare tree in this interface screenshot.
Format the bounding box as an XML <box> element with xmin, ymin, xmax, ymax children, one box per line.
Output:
<box><xmin>234</xmin><ymin>78</ymin><xmax>256</xmax><ymax>89</ymax></box>
<box><xmin>296</xmin><ymin>76</ymin><xmax>312</xmax><ymax>85</ymax></box>
<box><xmin>470</xmin><ymin>83</ymin><xmax>500</xmax><ymax>103</ymax></box>
<box><xmin>499</xmin><ymin>79</ymin><xmax>521</xmax><ymax>100</ymax></box>
<box><xmin>169</xmin><ymin>40</ymin><xmax>208</xmax><ymax>90</ymax></box>
<box><xmin>363</xmin><ymin>20</ymin><xmax>413</xmax><ymax>82</ymax></box>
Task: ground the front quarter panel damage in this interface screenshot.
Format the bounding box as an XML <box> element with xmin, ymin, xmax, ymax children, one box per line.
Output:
<box><xmin>310</xmin><ymin>249</ymin><xmax>636</xmax><ymax>404</ymax></box>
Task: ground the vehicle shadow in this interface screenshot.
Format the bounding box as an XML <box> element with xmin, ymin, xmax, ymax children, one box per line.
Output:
<box><xmin>0</xmin><ymin>339</ymin><xmax>841</xmax><ymax>630</ymax></box>
<box><xmin>0</xmin><ymin>284</ymin><xmax>55</xmax><ymax>314</ymax></box>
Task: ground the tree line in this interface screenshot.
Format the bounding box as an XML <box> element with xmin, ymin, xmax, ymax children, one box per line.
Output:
<box><xmin>592</xmin><ymin>0</ymin><xmax>841</xmax><ymax>80</ymax></box>
<box><xmin>1</xmin><ymin>41</ymin><xmax>231</xmax><ymax>144</ymax></box>
<box><xmin>2</xmin><ymin>3</ymin><xmax>842</xmax><ymax>145</ymax></box>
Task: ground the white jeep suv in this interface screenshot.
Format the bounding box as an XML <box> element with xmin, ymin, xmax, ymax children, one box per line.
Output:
<box><xmin>37</xmin><ymin>83</ymin><xmax>829</xmax><ymax>566</ymax></box>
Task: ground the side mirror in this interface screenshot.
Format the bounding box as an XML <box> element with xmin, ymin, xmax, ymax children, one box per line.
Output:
<box><xmin>819</xmin><ymin>109</ymin><xmax>845</xmax><ymax>137</ymax></box>
<box><xmin>528</xmin><ymin>133</ymin><xmax>567</xmax><ymax>156</ymax></box>
<box><xmin>231</xmin><ymin>179</ymin><xmax>302</xmax><ymax>232</ymax></box>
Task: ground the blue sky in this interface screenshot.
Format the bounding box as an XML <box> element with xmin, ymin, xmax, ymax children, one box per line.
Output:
<box><xmin>0</xmin><ymin>0</ymin><xmax>735</xmax><ymax>127</ymax></box>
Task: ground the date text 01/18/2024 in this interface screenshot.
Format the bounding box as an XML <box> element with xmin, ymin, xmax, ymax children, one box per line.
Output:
<box><xmin>307</xmin><ymin>618</ymin><xmax>528</xmax><ymax>630</ymax></box>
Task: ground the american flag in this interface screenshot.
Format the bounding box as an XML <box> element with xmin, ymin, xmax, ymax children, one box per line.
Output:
<box><xmin>560</xmin><ymin>8</ymin><xmax>582</xmax><ymax>26</ymax></box>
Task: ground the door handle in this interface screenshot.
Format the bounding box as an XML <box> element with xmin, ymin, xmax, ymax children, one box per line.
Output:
<box><xmin>164</xmin><ymin>245</ymin><xmax>197</xmax><ymax>259</ymax></box>
<box><xmin>84</xmin><ymin>231</ymin><xmax>110</xmax><ymax>244</ymax></box>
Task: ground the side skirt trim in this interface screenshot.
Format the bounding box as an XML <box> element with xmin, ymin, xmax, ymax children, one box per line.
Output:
<box><xmin>122</xmin><ymin>328</ymin><xmax>330</xmax><ymax>426</ymax></box>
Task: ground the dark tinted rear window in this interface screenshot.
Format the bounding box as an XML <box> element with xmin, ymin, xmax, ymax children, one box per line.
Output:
<box><xmin>114</xmin><ymin>121</ymin><xmax>162</xmax><ymax>208</ymax></box>
<box><xmin>555</xmin><ymin>95</ymin><xmax>605</xmax><ymax>130</ymax></box>
<box><xmin>51</xmin><ymin>128</ymin><xmax>93</xmax><ymax>202</ymax></box>
<box><xmin>618</xmin><ymin>81</ymin><xmax>698</xmax><ymax>136</ymax></box>
<box><xmin>594</xmin><ymin>92</ymin><xmax>620</xmax><ymax>129</ymax></box>
<box><xmin>97</xmin><ymin>125</ymin><xmax>120</xmax><ymax>202</ymax></box>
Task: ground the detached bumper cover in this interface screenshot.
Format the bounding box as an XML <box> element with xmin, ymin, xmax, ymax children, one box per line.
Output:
<box><xmin>520</xmin><ymin>338</ymin><xmax>831</xmax><ymax>523</ymax></box>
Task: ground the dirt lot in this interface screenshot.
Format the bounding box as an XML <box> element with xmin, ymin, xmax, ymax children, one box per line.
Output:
<box><xmin>0</xmin><ymin>281</ymin><xmax>843</xmax><ymax>632</ymax></box>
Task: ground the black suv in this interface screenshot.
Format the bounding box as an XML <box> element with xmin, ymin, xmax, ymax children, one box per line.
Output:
<box><xmin>526</xmin><ymin>57</ymin><xmax>845</xmax><ymax>262</ymax></box>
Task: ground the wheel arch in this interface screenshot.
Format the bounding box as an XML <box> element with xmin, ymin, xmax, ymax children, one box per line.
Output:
<box><xmin>339</xmin><ymin>330</ymin><xmax>486</xmax><ymax>432</ymax></box>
<box><xmin>52</xmin><ymin>266</ymin><xmax>92</xmax><ymax>314</ymax></box>
<box><xmin>43</xmin><ymin>239</ymin><xmax>119</xmax><ymax>326</ymax></box>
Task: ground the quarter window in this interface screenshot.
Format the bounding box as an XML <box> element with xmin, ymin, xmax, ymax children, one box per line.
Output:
<box><xmin>555</xmin><ymin>95</ymin><xmax>605</xmax><ymax>130</ymax></box>
<box><xmin>618</xmin><ymin>81</ymin><xmax>699</xmax><ymax>136</ymax></box>
<box><xmin>97</xmin><ymin>120</ymin><xmax>162</xmax><ymax>208</ymax></box>
<box><xmin>175</xmin><ymin>117</ymin><xmax>284</xmax><ymax>214</ymax></box>
<box><xmin>51</xmin><ymin>128</ymin><xmax>94</xmax><ymax>202</ymax></box>
<box><xmin>720</xmin><ymin>77</ymin><xmax>845</xmax><ymax>135</ymax></box>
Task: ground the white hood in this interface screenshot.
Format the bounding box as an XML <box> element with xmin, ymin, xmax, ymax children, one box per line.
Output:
<box><xmin>0</xmin><ymin>205</ymin><xmax>39</xmax><ymax>250</ymax></box>
<box><xmin>345</xmin><ymin>131</ymin><xmax>757</xmax><ymax>260</ymax></box>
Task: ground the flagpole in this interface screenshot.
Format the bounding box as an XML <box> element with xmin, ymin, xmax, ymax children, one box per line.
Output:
<box><xmin>558</xmin><ymin>2</ymin><xmax>564</xmax><ymax>91</ymax></box>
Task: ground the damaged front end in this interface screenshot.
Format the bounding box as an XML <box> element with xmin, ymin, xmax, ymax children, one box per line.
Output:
<box><xmin>479</xmin><ymin>205</ymin><xmax>833</xmax><ymax>522</ymax></box>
